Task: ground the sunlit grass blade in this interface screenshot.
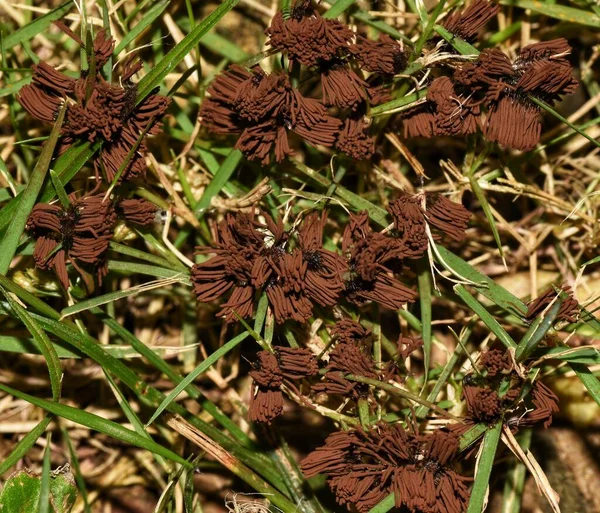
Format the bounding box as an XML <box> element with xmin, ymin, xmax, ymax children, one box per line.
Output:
<box><xmin>0</xmin><ymin>285</ymin><xmax>63</xmax><ymax>400</ymax></box>
<box><xmin>0</xmin><ymin>382</ymin><xmax>193</xmax><ymax>467</ymax></box>
<box><xmin>454</xmin><ymin>284</ymin><xmax>517</xmax><ymax>349</ymax></box>
<box><xmin>195</xmin><ymin>149</ymin><xmax>243</xmax><ymax>214</ymax></box>
<box><xmin>370</xmin><ymin>89</ymin><xmax>427</xmax><ymax>117</ymax></box>
<box><xmin>4</xmin><ymin>2</ymin><xmax>72</xmax><ymax>50</ymax></box>
<box><xmin>38</xmin><ymin>433</ymin><xmax>52</xmax><ymax>513</ymax></box>
<box><xmin>59</xmin><ymin>277</ymin><xmax>182</xmax><ymax>318</ymax></box>
<box><xmin>437</xmin><ymin>245</ymin><xmax>527</xmax><ymax>317</ymax></box>
<box><xmin>498</xmin><ymin>0</ymin><xmax>600</xmax><ymax>27</ymax></box>
<box><xmin>324</xmin><ymin>0</ymin><xmax>356</xmax><ymax>19</ymax></box>
<box><xmin>515</xmin><ymin>300</ymin><xmax>561</xmax><ymax>361</ymax></box>
<box><xmin>502</xmin><ymin>429</ymin><xmax>532</xmax><ymax>513</ymax></box>
<box><xmin>105</xmin><ymin>371</ymin><xmax>169</xmax><ymax>470</ymax></box>
<box><xmin>468</xmin><ymin>174</ymin><xmax>505</xmax><ymax>260</ymax></box>
<box><xmin>136</xmin><ymin>0</ymin><xmax>240</xmax><ymax>102</ymax></box>
<box><xmin>146</xmin><ymin>331</ymin><xmax>250</xmax><ymax>426</ymax></box>
<box><xmin>434</xmin><ymin>25</ymin><xmax>479</xmax><ymax>55</ymax></box>
<box><xmin>417</xmin><ymin>257</ymin><xmax>433</xmax><ymax>381</ymax></box>
<box><xmin>569</xmin><ymin>363</ymin><xmax>600</xmax><ymax>407</ymax></box>
<box><xmin>61</xmin><ymin>426</ymin><xmax>91</xmax><ymax>513</ymax></box>
<box><xmin>114</xmin><ymin>0</ymin><xmax>169</xmax><ymax>55</ymax></box>
<box><xmin>0</xmin><ymin>102</ymin><xmax>66</xmax><ymax>274</ymax></box>
<box><xmin>467</xmin><ymin>421</ymin><xmax>502</xmax><ymax>513</ymax></box>
<box><xmin>91</xmin><ymin>306</ymin><xmax>255</xmax><ymax>448</ymax></box>
<box><xmin>108</xmin><ymin>260</ymin><xmax>191</xmax><ymax>282</ymax></box>
<box><xmin>0</xmin><ymin>416</ymin><xmax>53</xmax><ymax>475</ymax></box>
<box><xmin>167</xmin><ymin>414</ymin><xmax>298</xmax><ymax>512</ymax></box>
<box><xmin>0</xmin><ymin>335</ymin><xmax>82</xmax><ymax>358</ymax></box>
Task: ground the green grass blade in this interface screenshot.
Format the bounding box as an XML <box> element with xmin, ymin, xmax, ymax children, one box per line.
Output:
<box><xmin>370</xmin><ymin>89</ymin><xmax>427</xmax><ymax>117</ymax></box>
<box><xmin>1</xmin><ymin>286</ymin><xmax>63</xmax><ymax>400</ymax></box>
<box><xmin>434</xmin><ymin>25</ymin><xmax>479</xmax><ymax>55</ymax></box>
<box><xmin>324</xmin><ymin>0</ymin><xmax>356</xmax><ymax>19</ymax></box>
<box><xmin>3</xmin><ymin>2</ymin><xmax>72</xmax><ymax>49</ymax></box>
<box><xmin>108</xmin><ymin>260</ymin><xmax>191</xmax><ymax>282</ymax></box>
<box><xmin>195</xmin><ymin>149</ymin><xmax>243</xmax><ymax>213</ymax></box>
<box><xmin>61</xmin><ymin>426</ymin><xmax>91</xmax><ymax>513</ymax></box>
<box><xmin>25</xmin><ymin>314</ymin><xmax>287</xmax><ymax>491</ymax></box>
<box><xmin>0</xmin><ymin>416</ymin><xmax>52</xmax><ymax>474</ymax></box>
<box><xmin>104</xmin><ymin>371</ymin><xmax>168</xmax><ymax>470</ymax></box>
<box><xmin>0</xmin><ymin>335</ymin><xmax>82</xmax><ymax>358</ymax></box>
<box><xmin>502</xmin><ymin>428</ymin><xmax>532</xmax><ymax>513</ymax></box>
<box><xmin>114</xmin><ymin>0</ymin><xmax>169</xmax><ymax>55</ymax></box>
<box><xmin>570</xmin><ymin>363</ymin><xmax>600</xmax><ymax>407</ymax></box>
<box><xmin>417</xmin><ymin>258</ymin><xmax>433</xmax><ymax>381</ymax></box>
<box><xmin>454</xmin><ymin>284</ymin><xmax>517</xmax><ymax>349</ymax></box>
<box><xmin>146</xmin><ymin>331</ymin><xmax>249</xmax><ymax>426</ymax></box>
<box><xmin>436</xmin><ymin>245</ymin><xmax>527</xmax><ymax>317</ymax></box>
<box><xmin>469</xmin><ymin>174</ymin><xmax>504</xmax><ymax>260</ymax></box>
<box><xmin>0</xmin><ymin>142</ymin><xmax>98</xmax><ymax>235</ymax></box>
<box><xmin>135</xmin><ymin>0</ymin><xmax>240</xmax><ymax>102</ymax></box>
<box><xmin>0</xmin><ymin>102</ymin><xmax>67</xmax><ymax>274</ymax></box>
<box><xmin>92</xmin><ymin>306</ymin><xmax>256</xmax><ymax>448</ymax></box>
<box><xmin>59</xmin><ymin>278</ymin><xmax>180</xmax><ymax>318</ymax></box>
<box><xmin>467</xmin><ymin>421</ymin><xmax>502</xmax><ymax>513</ymax></box>
<box><xmin>515</xmin><ymin>300</ymin><xmax>561</xmax><ymax>361</ymax></box>
<box><xmin>49</xmin><ymin>170</ymin><xmax>70</xmax><ymax>209</ymax></box>
<box><xmin>498</xmin><ymin>0</ymin><xmax>600</xmax><ymax>27</ymax></box>
<box><xmin>413</xmin><ymin>0</ymin><xmax>447</xmax><ymax>56</ymax></box>
<box><xmin>38</xmin><ymin>433</ymin><xmax>52</xmax><ymax>513</ymax></box>
<box><xmin>200</xmin><ymin>32</ymin><xmax>250</xmax><ymax>62</ymax></box>
<box><xmin>0</xmin><ymin>382</ymin><xmax>193</xmax><ymax>468</ymax></box>
<box><xmin>530</xmin><ymin>96</ymin><xmax>600</xmax><ymax>150</ymax></box>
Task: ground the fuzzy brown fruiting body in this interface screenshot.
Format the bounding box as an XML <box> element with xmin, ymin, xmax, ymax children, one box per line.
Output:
<box><xmin>301</xmin><ymin>423</ymin><xmax>471</xmax><ymax>513</ymax></box>
<box><xmin>17</xmin><ymin>30</ymin><xmax>170</xmax><ymax>184</ymax></box>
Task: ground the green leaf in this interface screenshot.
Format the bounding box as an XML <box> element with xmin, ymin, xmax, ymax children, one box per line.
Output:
<box><xmin>0</xmin><ymin>382</ymin><xmax>193</xmax><ymax>468</ymax></box>
<box><xmin>323</xmin><ymin>0</ymin><xmax>356</xmax><ymax>19</ymax></box>
<box><xmin>530</xmin><ymin>346</ymin><xmax>600</xmax><ymax>366</ymax></box>
<box><xmin>195</xmin><ymin>149</ymin><xmax>243</xmax><ymax>213</ymax></box>
<box><xmin>59</xmin><ymin>277</ymin><xmax>182</xmax><ymax>318</ymax></box>
<box><xmin>0</xmin><ymin>467</ymin><xmax>77</xmax><ymax>513</ymax></box>
<box><xmin>434</xmin><ymin>25</ymin><xmax>479</xmax><ymax>55</ymax></box>
<box><xmin>3</xmin><ymin>2</ymin><xmax>73</xmax><ymax>50</ymax></box>
<box><xmin>502</xmin><ymin>429</ymin><xmax>532</xmax><ymax>513</ymax></box>
<box><xmin>38</xmin><ymin>435</ymin><xmax>52</xmax><ymax>513</ymax></box>
<box><xmin>146</xmin><ymin>331</ymin><xmax>249</xmax><ymax>426</ymax></box>
<box><xmin>413</xmin><ymin>1</ymin><xmax>447</xmax><ymax>56</ymax></box>
<box><xmin>0</xmin><ymin>102</ymin><xmax>67</xmax><ymax>274</ymax></box>
<box><xmin>200</xmin><ymin>32</ymin><xmax>250</xmax><ymax>62</ymax></box>
<box><xmin>370</xmin><ymin>89</ymin><xmax>428</xmax><ymax>117</ymax></box>
<box><xmin>417</xmin><ymin>258</ymin><xmax>433</xmax><ymax>381</ymax></box>
<box><xmin>104</xmin><ymin>372</ymin><xmax>169</xmax><ymax>470</ymax></box>
<box><xmin>454</xmin><ymin>284</ymin><xmax>517</xmax><ymax>350</ymax></box>
<box><xmin>498</xmin><ymin>0</ymin><xmax>600</xmax><ymax>27</ymax></box>
<box><xmin>436</xmin><ymin>245</ymin><xmax>527</xmax><ymax>317</ymax></box>
<box><xmin>569</xmin><ymin>362</ymin><xmax>600</xmax><ymax>407</ymax></box>
<box><xmin>468</xmin><ymin>174</ymin><xmax>504</xmax><ymax>260</ymax></box>
<box><xmin>135</xmin><ymin>0</ymin><xmax>240</xmax><ymax>102</ymax></box>
<box><xmin>114</xmin><ymin>0</ymin><xmax>169</xmax><ymax>55</ymax></box>
<box><xmin>0</xmin><ymin>286</ymin><xmax>63</xmax><ymax>400</ymax></box>
<box><xmin>0</xmin><ymin>417</ymin><xmax>52</xmax><ymax>475</ymax></box>
<box><xmin>515</xmin><ymin>300</ymin><xmax>562</xmax><ymax>361</ymax></box>
<box><xmin>107</xmin><ymin>260</ymin><xmax>191</xmax><ymax>283</ymax></box>
<box><xmin>467</xmin><ymin>421</ymin><xmax>502</xmax><ymax>513</ymax></box>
